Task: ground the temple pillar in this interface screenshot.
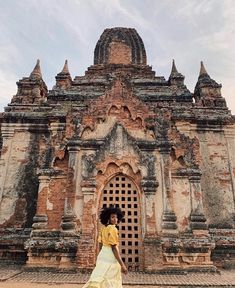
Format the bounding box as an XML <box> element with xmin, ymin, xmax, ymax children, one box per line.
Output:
<box><xmin>189</xmin><ymin>170</ymin><xmax>208</xmax><ymax>233</ymax></box>
<box><xmin>59</xmin><ymin>146</ymin><xmax>79</xmax><ymax>269</ymax></box>
<box><xmin>142</xmin><ymin>176</ymin><xmax>162</xmax><ymax>271</ymax></box>
<box><xmin>160</xmin><ymin>150</ymin><xmax>178</xmax><ymax>234</ymax></box>
<box><xmin>61</xmin><ymin>145</ymin><xmax>78</xmax><ymax>231</ymax></box>
<box><xmin>77</xmin><ymin>179</ymin><xmax>96</xmax><ymax>270</ymax></box>
<box><xmin>179</xmin><ymin>169</ymin><xmax>215</xmax><ymax>270</ymax></box>
<box><xmin>141</xmin><ymin>177</ymin><xmax>158</xmax><ymax>236</ymax></box>
<box><xmin>160</xmin><ymin>148</ymin><xmax>181</xmax><ymax>270</ymax></box>
<box><xmin>31</xmin><ymin>173</ymin><xmax>50</xmax><ymax>230</ymax></box>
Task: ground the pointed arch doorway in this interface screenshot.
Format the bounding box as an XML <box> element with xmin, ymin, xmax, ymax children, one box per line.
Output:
<box><xmin>99</xmin><ymin>173</ymin><xmax>143</xmax><ymax>271</ymax></box>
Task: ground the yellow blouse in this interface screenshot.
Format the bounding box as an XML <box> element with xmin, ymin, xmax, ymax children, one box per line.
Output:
<box><xmin>98</xmin><ymin>224</ymin><xmax>119</xmax><ymax>247</ymax></box>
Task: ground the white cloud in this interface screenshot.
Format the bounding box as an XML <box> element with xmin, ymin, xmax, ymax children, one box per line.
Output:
<box><xmin>0</xmin><ymin>69</ymin><xmax>17</xmax><ymax>110</ymax></box>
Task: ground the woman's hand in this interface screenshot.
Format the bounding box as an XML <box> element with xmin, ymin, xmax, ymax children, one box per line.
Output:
<box><xmin>121</xmin><ymin>264</ymin><xmax>128</xmax><ymax>274</ymax></box>
<box><xmin>111</xmin><ymin>245</ymin><xmax>128</xmax><ymax>274</ymax></box>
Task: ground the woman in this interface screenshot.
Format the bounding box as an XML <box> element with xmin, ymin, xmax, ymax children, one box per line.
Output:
<box><xmin>82</xmin><ymin>206</ymin><xmax>128</xmax><ymax>288</ymax></box>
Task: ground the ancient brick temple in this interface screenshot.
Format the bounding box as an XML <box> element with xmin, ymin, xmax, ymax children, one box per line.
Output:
<box><xmin>0</xmin><ymin>27</ymin><xmax>234</xmax><ymax>272</ymax></box>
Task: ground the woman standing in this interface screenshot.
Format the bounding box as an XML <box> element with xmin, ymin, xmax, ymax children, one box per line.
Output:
<box><xmin>82</xmin><ymin>206</ymin><xmax>128</xmax><ymax>288</ymax></box>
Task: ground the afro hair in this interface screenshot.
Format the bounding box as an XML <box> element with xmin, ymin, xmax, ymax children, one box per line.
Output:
<box><xmin>99</xmin><ymin>206</ymin><xmax>125</xmax><ymax>225</ymax></box>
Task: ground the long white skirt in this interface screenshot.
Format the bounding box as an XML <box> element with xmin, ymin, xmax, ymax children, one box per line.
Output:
<box><xmin>82</xmin><ymin>246</ymin><xmax>122</xmax><ymax>288</ymax></box>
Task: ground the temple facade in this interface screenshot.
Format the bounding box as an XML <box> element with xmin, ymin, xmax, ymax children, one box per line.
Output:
<box><xmin>0</xmin><ymin>27</ymin><xmax>234</xmax><ymax>272</ymax></box>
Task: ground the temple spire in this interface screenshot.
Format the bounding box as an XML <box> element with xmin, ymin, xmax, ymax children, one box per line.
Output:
<box><xmin>194</xmin><ymin>61</ymin><xmax>225</xmax><ymax>107</ymax></box>
<box><xmin>30</xmin><ymin>59</ymin><xmax>42</xmax><ymax>79</ymax></box>
<box><xmin>11</xmin><ymin>59</ymin><xmax>47</xmax><ymax>104</ymax></box>
<box><xmin>54</xmin><ymin>60</ymin><xmax>72</xmax><ymax>89</ymax></box>
<box><xmin>171</xmin><ymin>59</ymin><xmax>178</xmax><ymax>74</ymax></box>
<box><xmin>199</xmin><ymin>61</ymin><xmax>208</xmax><ymax>77</ymax></box>
<box><xmin>168</xmin><ymin>59</ymin><xmax>185</xmax><ymax>86</ymax></box>
<box><xmin>61</xmin><ymin>59</ymin><xmax>70</xmax><ymax>74</ymax></box>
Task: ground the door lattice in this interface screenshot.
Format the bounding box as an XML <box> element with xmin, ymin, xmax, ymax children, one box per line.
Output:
<box><xmin>100</xmin><ymin>174</ymin><xmax>142</xmax><ymax>271</ymax></box>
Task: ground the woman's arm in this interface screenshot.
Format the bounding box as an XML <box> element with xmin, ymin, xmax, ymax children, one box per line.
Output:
<box><xmin>111</xmin><ymin>245</ymin><xmax>128</xmax><ymax>274</ymax></box>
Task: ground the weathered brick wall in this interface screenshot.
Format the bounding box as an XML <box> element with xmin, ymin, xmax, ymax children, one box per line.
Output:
<box><xmin>199</xmin><ymin>130</ymin><xmax>234</xmax><ymax>228</ymax></box>
<box><xmin>175</xmin><ymin>122</ymin><xmax>235</xmax><ymax>228</ymax></box>
<box><xmin>0</xmin><ymin>126</ymin><xmax>39</xmax><ymax>227</ymax></box>
<box><xmin>172</xmin><ymin>177</ymin><xmax>191</xmax><ymax>231</ymax></box>
<box><xmin>108</xmin><ymin>41</ymin><xmax>132</xmax><ymax>64</ymax></box>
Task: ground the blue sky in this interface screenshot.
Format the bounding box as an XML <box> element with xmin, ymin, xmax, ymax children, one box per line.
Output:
<box><xmin>0</xmin><ymin>0</ymin><xmax>234</xmax><ymax>113</ymax></box>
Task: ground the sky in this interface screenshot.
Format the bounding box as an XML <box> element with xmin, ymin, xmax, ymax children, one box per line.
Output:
<box><xmin>0</xmin><ymin>0</ymin><xmax>234</xmax><ymax>114</ymax></box>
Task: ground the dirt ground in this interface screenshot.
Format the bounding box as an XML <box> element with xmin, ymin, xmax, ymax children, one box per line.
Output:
<box><xmin>1</xmin><ymin>269</ymin><xmax>234</xmax><ymax>288</ymax></box>
<box><xmin>0</xmin><ymin>284</ymin><xmax>153</xmax><ymax>288</ymax></box>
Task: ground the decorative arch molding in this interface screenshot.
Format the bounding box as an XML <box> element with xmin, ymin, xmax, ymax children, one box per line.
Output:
<box><xmin>78</xmin><ymin>122</ymin><xmax>159</xmax><ymax>198</ymax></box>
<box><xmin>79</xmin><ymin>79</ymin><xmax>156</xmax><ymax>141</ymax></box>
<box><xmin>96</xmin><ymin>160</ymin><xmax>142</xmax><ymax>204</ymax></box>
